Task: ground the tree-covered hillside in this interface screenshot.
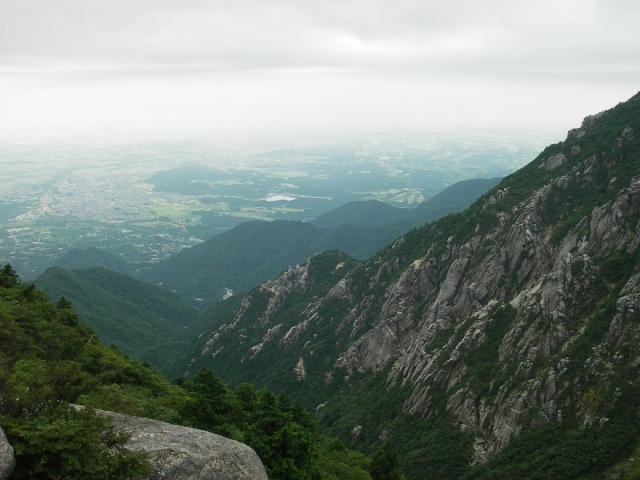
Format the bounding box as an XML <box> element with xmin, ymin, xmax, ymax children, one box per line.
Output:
<box><xmin>139</xmin><ymin>219</ymin><xmax>325</xmax><ymax>307</ymax></box>
<box><xmin>311</xmin><ymin>178</ymin><xmax>501</xmax><ymax>229</ymax></box>
<box><xmin>139</xmin><ymin>178</ymin><xmax>500</xmax><ymax>309</ymax></box>
<box><xmin>35</xmin><ymin>266</ymin><xmax>201</xmax><ymax>373</ymax></box>
<box><xmin>0</xmin><ymin>264</ymin><xmax>381</xmax><ymax>479</ymax></box>
<box><xmin>53</xmin><ymin>246</ymin><xmax>134</xmax><ymax>275</ymax></box>
<box><xmin>177</xmin><ymin>92</ymin><xmax>640</xmax><ymax>479</ymax></box>
<box><xmin>311</xmin><ymin>200</ymin><xmax>405</xmax><ymax>229</ymax></box>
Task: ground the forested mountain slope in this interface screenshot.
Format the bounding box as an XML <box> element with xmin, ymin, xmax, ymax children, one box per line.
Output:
<box><xmin>179</xmin><ymin>92</ymin><xmax>640</xmax><ymax>479</ymax></box>
<box><xmin>139</xmin><ymin>178</ymin><xmax>499</xmax><ymax>308</ymax></box>
<box><xmin>408</xmin><ymin>177</ymin><xmax>502</xmax><ymax>222</ymax></box>
<box><xmin>0</xmin><ymin>266</ymin><xmax>374</xmax><ymax>480</ymax></box>
<box><xmin>311</xmin><ymin>177</ymin><xmax>501</xmax><ymax>229</ymax></box>
<box><xmin>138</xmin><ymin>219</ymin><xmax>325</xmax><ymax>308</ymax></box>
<box><xmin>311</xmin><ymin>200</ymin><xmax>404</xmax><ymax>229</ymax></box>
<box><xmin>35</xmin><ymin>266</ymin><xmax>200</xmax><ymax>373</ymax></box>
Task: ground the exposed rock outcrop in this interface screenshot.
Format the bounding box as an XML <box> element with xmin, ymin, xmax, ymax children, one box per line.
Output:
<box><xmin>190</xmin><ymin>92</ymin><xmax>640</xmax><ymax>466</ymax></box>
<box><xmin>566</xmin><ymin>110</ymin><xmax>608</xmax><ymax>140</ymax></box>
<box><xmin>539</xmin><ymin>153</ymin><xmax>567</xmax><ymax>170</ymax></box>
<box><xmin>97</xmin><ymin>410</ymin><xmax>268</xmax><ymax>480</ymax></box>
<box><xmin>0</xmin><ymin>427</ymin><xmax>15</xmax><ymax>480</ymax></box>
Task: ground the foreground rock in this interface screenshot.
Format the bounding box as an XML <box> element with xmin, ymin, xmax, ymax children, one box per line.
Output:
<box><xmin>0</xmin><ymin>427</ymin><xmax>15</xmax><ymax>480</ymax></box>
<box><xmin>99</xmin><ymin>410</ymin><xmax>268</xmax><ymax>480</ymax></box>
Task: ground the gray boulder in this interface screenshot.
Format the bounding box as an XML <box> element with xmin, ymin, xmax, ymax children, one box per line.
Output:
<box><xmin>0</xmin><ymin>427</ymin><xmax>15</xmax><ymax>480</ymax></box>
<box><xmin>98</xmin><ymin>410</ymin><xmax>268</xmax><ymax>480</ymax></box>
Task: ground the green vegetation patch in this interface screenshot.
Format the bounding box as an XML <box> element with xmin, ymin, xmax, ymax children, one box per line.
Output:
<box><xmin>317</xmin><ymin>366</ymin><xmax>474</xmax><ymax>480</ymax></box>
<box><xmin>35</xmin><ymin>266</ymin><xmax>201</xmax><ymax>373</ymax></box>
<box><xmin>462</xmin><ymin>304</ymin><xmax>518</xmax><ymax>402</ymax></box>
<box><xmin>1</xmin><ymin>264</ymin><xmax>376</xmax><ymax>479</ymax></box>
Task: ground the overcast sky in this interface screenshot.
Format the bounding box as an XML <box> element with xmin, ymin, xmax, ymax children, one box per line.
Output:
<box><xmin>1</xmin><ymin>0</ymin><xmax>639</xmax><ymax>141</ymax></box>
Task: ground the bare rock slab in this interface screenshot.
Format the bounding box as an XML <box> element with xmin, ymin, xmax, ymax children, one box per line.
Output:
<box><xmin>99</xmin><ymin>410</ymin><xmax>268</xmax><ymax>480</ymax></box>
<box><xmin>0</xmin><ymin>427</ymin><xmax>15</xmax><ymax>480</ymax></box>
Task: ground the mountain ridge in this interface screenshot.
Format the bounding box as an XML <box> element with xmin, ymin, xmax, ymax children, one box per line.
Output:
<box><xmin>53</xmin><ymin>247</ymin><xmax>133</xmax><ymax>275</ymax></box>
<box><xmin>312</xmin><ymin>177</ymin><xmax>501</xmax><ymax>229</ymax></box>
<box><xmin>138</xmin><ymin>177</ymin><xmax>501</xmax><ymax>308</ymax></box>
<box><xmin>177</xmin><ymin>92</ymin><xmax>640</xmax><ymax>478</ymax></box>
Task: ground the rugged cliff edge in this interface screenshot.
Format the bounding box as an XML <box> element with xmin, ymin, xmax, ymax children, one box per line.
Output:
<box><xmin>181</xmin><ymin>92</ymin><xmax>640</xmax><ymax>478</ymax></box>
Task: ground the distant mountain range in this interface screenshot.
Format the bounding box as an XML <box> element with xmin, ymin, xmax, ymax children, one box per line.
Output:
<box><xmin>312</xmin><ymin>177</ymin><xmax>501</xmax><ymax>229</ymax></box>
<box><xmin>138</xmin><ymin>177</ymin><xmax>501</xmax><ymax>308</ymax></box>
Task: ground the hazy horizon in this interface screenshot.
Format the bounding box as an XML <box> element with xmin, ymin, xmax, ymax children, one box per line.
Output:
<box><xmin>2</xmin><ymin>1</ymin><xmax>639</xmax><ymax>142</ymax></box>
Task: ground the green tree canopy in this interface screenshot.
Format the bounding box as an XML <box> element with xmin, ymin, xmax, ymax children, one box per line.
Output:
<box><xmin>370</xmin><ymin>442</ymin><xmax>405</xmax><ymax>480</ymax></box>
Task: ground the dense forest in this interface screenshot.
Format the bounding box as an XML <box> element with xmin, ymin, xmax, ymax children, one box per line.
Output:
<box><xmin>0</xmin><ymin>264</ymin><xmax>399</xmax><ymax>479</ymax></box>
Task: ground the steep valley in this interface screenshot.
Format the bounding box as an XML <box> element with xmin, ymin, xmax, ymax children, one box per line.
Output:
<box><xmin>137</xmin><ymin>177</ymin><xmax>501</xmax><ymax>309</ymax></box>
<box><xmin>177</xmin><ymin>92</ymin><xmax>640</xmax><ymax>478</ymax></box>
<box><xmin>13</xmin><ymin>91</ymin><xmax>640</xmax><ymax>479</ymax></box>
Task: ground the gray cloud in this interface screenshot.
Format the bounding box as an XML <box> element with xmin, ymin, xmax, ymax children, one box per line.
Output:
<box><xmin>3</xmin><ymin>0</ymin><xmax>639</xmax><ymax>74</ymax></box>
<box><xmin>0</xmin><ymin>0</ymin><xmax>638</xmax><ymax>139</ymax></box>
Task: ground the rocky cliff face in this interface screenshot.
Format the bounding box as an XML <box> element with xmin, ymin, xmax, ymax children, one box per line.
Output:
<box><xmin>184</xmin><ymin>92</ymin><xmax>640</xmax><ymax>472</ymax></box>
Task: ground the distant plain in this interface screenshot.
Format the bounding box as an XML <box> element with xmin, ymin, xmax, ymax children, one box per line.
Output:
<box><xmin>0</xmin><ymin>127</ymin><xmax>557</xmax><ymax>278</ymax></box>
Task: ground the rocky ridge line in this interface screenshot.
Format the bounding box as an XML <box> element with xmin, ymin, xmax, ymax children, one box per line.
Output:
<box><xmin>189</xmin><ymin>94</ymin><xmax>640</xmax><ymax>464</ymax></box>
